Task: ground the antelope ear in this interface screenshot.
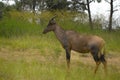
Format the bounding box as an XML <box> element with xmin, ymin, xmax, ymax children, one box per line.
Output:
<box><xmin>50</xmin><ymin>15</ymin><xmax>57</xmax><ymax>24</ymax></box>
<box><xmin>50</xmin><ymin>18</ymin><xmax>56</xmax><ymax>24</ymax></box>
<box><xmin>51</xmin><ymin>15</ymin><xmax>57</xmax><ymax>20</ymax></box>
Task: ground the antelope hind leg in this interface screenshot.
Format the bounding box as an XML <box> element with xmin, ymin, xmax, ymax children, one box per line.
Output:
<box><xmin>100</xmin><ymin>55</ymin><xmax>107</xmax><ymax>74</ymax></box>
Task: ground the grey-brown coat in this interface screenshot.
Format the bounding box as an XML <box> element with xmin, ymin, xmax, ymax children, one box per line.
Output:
<box><xmin>43</xmin><ymin>16</ymin><xmax>107</xmax><ymax>74</ymax></box>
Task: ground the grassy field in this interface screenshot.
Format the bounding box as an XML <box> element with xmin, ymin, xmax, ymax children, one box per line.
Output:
<box><xmin>0</xmin><ymin>11</ymin><xmax>120</xmax><ymax>80</ymax></box>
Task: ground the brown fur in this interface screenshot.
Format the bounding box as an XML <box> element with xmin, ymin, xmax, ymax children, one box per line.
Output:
<box><xmin>43</xmin><ymin>17</ymin><xmax>107</xmax><ymax>74</ymax></box>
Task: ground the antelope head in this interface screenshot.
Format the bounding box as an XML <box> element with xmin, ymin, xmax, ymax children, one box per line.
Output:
<box><xmin>43</xmin><ymin>16</ymin><xmax>57</xmax><ymax>34</ymax></box>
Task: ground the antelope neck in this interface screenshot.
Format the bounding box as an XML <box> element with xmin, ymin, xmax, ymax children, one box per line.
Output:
<box><xmin>53</xmin><ymin>25</ymin><xmax>67</xmax><ymax>46</ymax></box>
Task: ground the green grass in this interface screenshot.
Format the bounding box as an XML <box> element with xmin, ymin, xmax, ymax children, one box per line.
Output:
<box><xmin>0</xmin><ymin>54</ymin><xmax>120</xmax><ymax>80</ymax></box>
<box><xmin>0</xmin><ymin>11</ymin><xmax>120</xmax><ymax>80</ymax></box>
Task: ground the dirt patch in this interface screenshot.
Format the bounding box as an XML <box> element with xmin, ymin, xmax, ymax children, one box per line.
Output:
<box><xmin>0</xmin><ymin>48</ymin><xmax>120</xmax><ymax>70</ymax></box>
<box><xmin>70</xmin><ymin>51</ymin><xmax>120</xmax><ymax>71</ymax></box>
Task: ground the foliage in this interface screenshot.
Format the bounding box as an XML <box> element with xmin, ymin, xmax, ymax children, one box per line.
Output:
<box><xmin>14</xmin><ymin>0</ymin><xmax>22</xmax><ymax>11</ymax></box>
<box><xmin>45</xmin><ymin>0</ymin><xmax>68</xmax><ymax>10</ymax></box>
<box><xmin>13</xmin><ymin>0</ymin><xmax>87</xmax><ymax>12</ymax></box>
<box><xmin>96</xmin><ymin>0</ymin><xmax>102</xmax><ymax>3</ymax></box>
<box><xmin>0</xmin><ymin>11</ymin><xmax>40</xmax><ymax>38</ymax></box>
<box><xmin>0</xmin><ymin>2</ymin><xmax>5</xmax><ymax>19</ymax></box>
<box><xmin>0</xmin><ymin>2</ymin><xmax>4</xmax><ymax>9</ymax></box>
<box><xmin>70</xmin><ymin>0</ymin><xmax>87</xmax><ymax>12</ymax></box>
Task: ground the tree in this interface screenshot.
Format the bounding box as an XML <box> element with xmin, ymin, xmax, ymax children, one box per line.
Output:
<box><xmin>14</xmin><ymin>0</ymin><xmax>37</xmax><ymax>12</ymax></box>
<box><xmin>32</xmin><ymin>0</ymin><xmax>37</xmax><ymax>13</ymax></box>
<box><xmin>37</xmin><ymin>0</ymin><xmax>46</xmax><ymax>11</ymax></box>
<box><xmin>14</xmin><ymin>0</ymin><xmax>31</xmax><ymax>11</ymax></box>
<box><xmin>45</xmin><ymin>0</ymin><xmax>68</xmax><ymax>10</ymax></box>
<box><xmin>86</xmin><ymin>0</ymin><xmax>93</xmax><ymax>29</ymax></box>
<box><xmin>86</xmin><ymin>0</ymin><xmax>102</xmax><ymax>30</ymax></box>
<box><xmin>0</xmin><ymin>2</ymin><xmax>5</xmax><ymax>19</ymax></box>
<box><xmin>105</xmin><ymin>0</ymin><xmax>118</xmax><ymax>31</ymax></box>
<box><xmin>108</xmin><ymin>0</ymin><xmax>113</xmax><ymax>31</ymax></box>
<box><xmin>14</xmin><ymin>0</ymin><xmax>22</xmax><ymax>11</ymax></box>
<box><xmin>68</xmin><ymin>0</ymin><xmax>87</xmax><ymax>12</ymax></box>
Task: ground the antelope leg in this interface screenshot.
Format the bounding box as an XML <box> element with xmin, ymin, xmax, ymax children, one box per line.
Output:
<box><xmin>65</xmin><ymin>48</ymin><xmax>71</xmax><ymax>69</ymax></box>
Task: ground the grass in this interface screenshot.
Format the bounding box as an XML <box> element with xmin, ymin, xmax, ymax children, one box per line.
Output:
<box><xmin>0</xmin><ymin>51</ymin><xmax>120</xmax><ymax>80</ymax></box>
<box><xmin>0</xmin><ymin>11</ymin><xmax>120</xmax><ymax>80</ymax></box>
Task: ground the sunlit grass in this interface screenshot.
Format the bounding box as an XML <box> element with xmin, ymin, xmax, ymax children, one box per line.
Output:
<box><xmin>0</xmin><ymin>56</ymin><xmax>120</xmax><ymax>80</ymax></box>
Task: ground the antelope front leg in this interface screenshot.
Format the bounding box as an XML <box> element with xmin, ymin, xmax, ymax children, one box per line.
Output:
<box><xmin>65</xmin><ymin>48</ymin><xmax>71</xmax><ymax>70</ymax></box>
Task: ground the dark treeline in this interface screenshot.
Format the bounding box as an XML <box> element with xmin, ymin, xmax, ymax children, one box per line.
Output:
<box><xmin>14</xmin><ymin>0</ymin><xmax>87</xmax><ymax>12</ymax></box>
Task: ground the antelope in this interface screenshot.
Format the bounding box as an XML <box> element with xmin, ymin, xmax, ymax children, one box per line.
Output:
<box><xmin>43</xmin><ymin>16</ymin><xmax>107</xmax><ymax>74</ymax></box>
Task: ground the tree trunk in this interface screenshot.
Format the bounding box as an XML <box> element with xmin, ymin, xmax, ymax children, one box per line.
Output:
<box><xmin>0</xmin><ymin>10</ymin><xmax>2</xmax><ymax>19</ymax></box>
<box><xmin>86</xmin><ymin>0</ymin><xmax>93</xmax><ymax>30</ymax></box>
<box><xmin>32</xmin><ymin>0</ymin><xmax>36</xmax><ymax>14</ymax></box>
<box><xmin>108</xmin><ymin>0</ymin><xmax>113</xmax><ymax>31</ymax></box>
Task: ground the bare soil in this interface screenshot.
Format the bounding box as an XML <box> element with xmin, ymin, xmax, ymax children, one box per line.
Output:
<box><xmin>0</xmin><ymin>48</ymin><xmax>120</xmax><ymax>71</ymax></box>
